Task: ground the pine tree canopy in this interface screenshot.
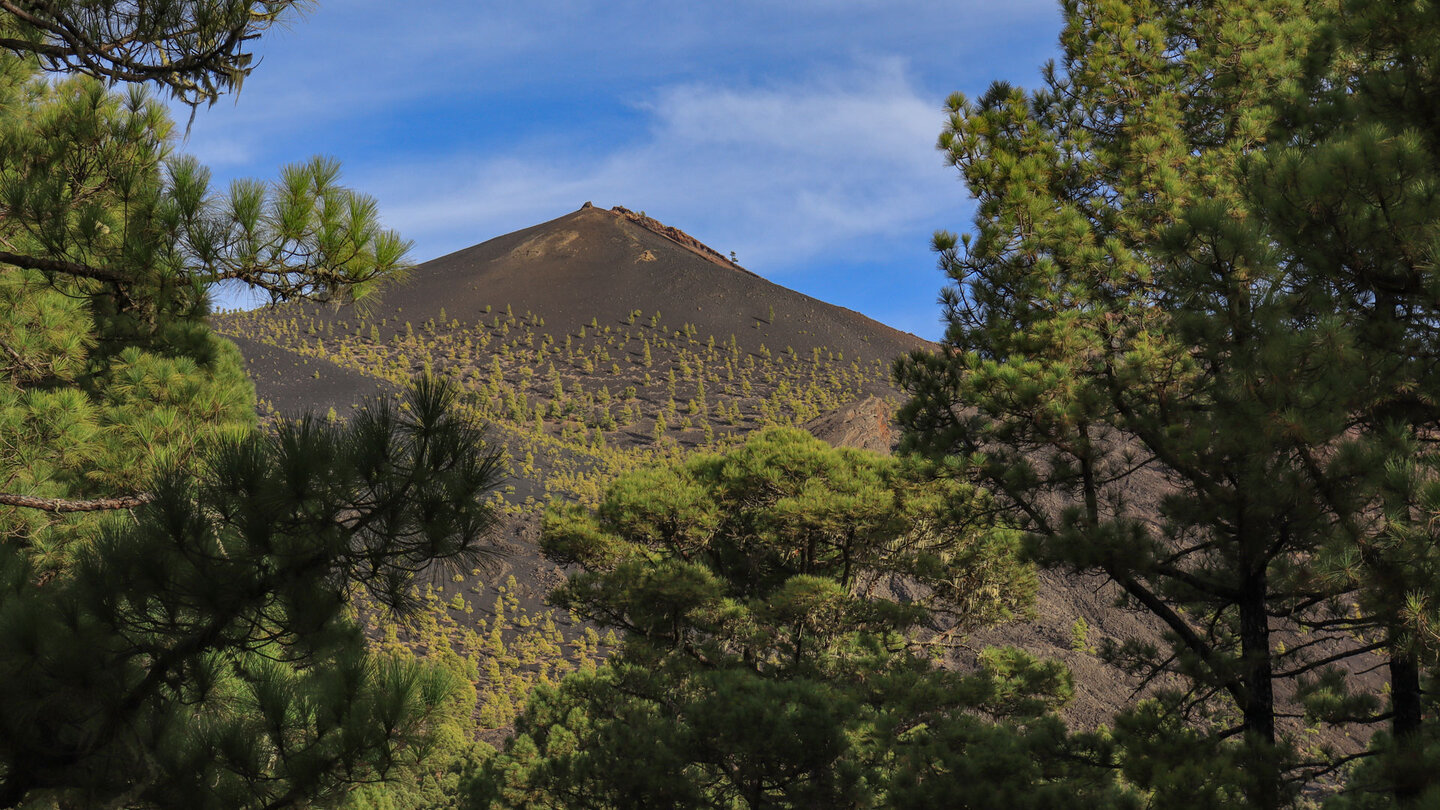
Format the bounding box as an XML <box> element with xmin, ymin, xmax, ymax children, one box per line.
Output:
<box><xmin>0</xmin><ymin>3</ymin><xmax>508</xmax><ymax>807</ymax></box>
<box><xmin>468</xmin><ymin>428</ymin><xmax>1137</xmax><ymax>809</ymax></box>
<box><xmin>1</xmin><ymin>379</ymin><xmax>506</xmax><ymax>807</ymax></box>
<box><xmin>897</xmin><ymin>0</ymin><xmax>1440</xmax><ymax>807</ymax></box>
<box><xmin>0</xmin><ymin>0</ymin><xmax>309</xmax><ymax>106</ymax></box>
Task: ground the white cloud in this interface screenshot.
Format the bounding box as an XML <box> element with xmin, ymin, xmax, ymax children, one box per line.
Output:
<box><xmin>170</xmin><ymin>0</ymin><xmax>1062</xmax><ymax>170</ymax></box>
<box><xmin>169</xmin><ymin>1</ymin><xmax>1066</xmax><ymax>337</ymax></box>
<box><xmin>366</xmin><ymin>58</ymin><xmax>963</xmax><ymax>276</ymax></box>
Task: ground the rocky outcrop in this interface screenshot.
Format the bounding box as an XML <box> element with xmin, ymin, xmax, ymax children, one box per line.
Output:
<box><xmin>802</xmin><ymin>396</ymin><xmax>900</xmax><ymax>455</ymax></box>
<box><xmin>609</xmin><ymin>205</ymin><xmax>743</xmax><ymax>272</ymax></box>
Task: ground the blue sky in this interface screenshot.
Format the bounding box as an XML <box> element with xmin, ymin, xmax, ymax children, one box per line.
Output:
<box><xmin>180</xmin><ymin>1</ymin><xmax>1064</xmax><ymax>340</ymax></box>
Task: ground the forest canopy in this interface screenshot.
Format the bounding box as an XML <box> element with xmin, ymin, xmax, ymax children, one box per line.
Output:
<box><xmin>4</xmin><ymin>0</ymin><xmax>1440</xmax><ymax>808</ymax></box>
<box><xmin>0</xmin><ymin>3</ymin><xmax>506</xmax><ymax>807</ymax></box>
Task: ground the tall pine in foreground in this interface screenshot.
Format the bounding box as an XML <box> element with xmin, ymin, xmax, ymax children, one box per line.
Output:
<box><xmin>898</xmin><ymin>0</ymin><xmax>1440</xmax><ymax>806</ymax></box>
<box><xmin>1253</xmin><ymin>2</ymin><xmax>1440</xmax><ymax>804</ymax></box>
<box><xmin>0</xmin><ymin>4</ymin><xmax>507</xmax><ymax>807</ymax></box>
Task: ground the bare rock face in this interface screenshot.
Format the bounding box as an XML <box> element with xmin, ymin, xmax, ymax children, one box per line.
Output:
<box><xmin>802</xmin><ymin>396</ymin><xmax>900</xmax><ymax>455</ymax></box>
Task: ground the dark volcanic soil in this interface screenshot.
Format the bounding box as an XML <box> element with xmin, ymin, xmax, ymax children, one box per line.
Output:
<box><xmin>226</xmin><ymin>333</ymin><xmax>399</xmax><ymax>418</ymax></box>
<box><xmin>325</xmin><ymin>204</ymin><xmax>927</xmax><ymax>363</ymax></box>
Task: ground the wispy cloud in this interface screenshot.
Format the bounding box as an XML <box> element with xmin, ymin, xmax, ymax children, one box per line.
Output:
<box><xmin>179</xmin><ymin>1</ymin><xmax>1065</xmax><ymax>338</ymax></box>
<box><xmin>367</xmin><ymin>59</ymin><xmax>961</xmax><ymax>269</ymax></box>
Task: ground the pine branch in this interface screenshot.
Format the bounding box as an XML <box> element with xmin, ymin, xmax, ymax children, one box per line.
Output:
<box><xmin>0</xmin><ymin>250</ymin><xmax>129</xmax><ymax>285</ymax></box>
<box><xmin>0</xmin><ymin>0</ymin><xmax>297</xmax><ymax>106</ymax></box>
<box><xmin>0</xmin><ymin>334</ymin><xmax>42</xmax><ymax>379</ymax></box>
<box><xmin>1151</xmin><ymin>561</ymin><xmax>1243</xmax><ymax>601</ymax></box>
<box><xmin>1275</xmin><ymin>640</ymin><xmax>1388</xmax><ymax>679</ymax></box>
<box><xmin>0</xmin><ymin>492</ymin><xmax>153</xmax><ymax>513</ymax></box>
<box><xmin>1113</xmin><ymin>573</ymin><xmax>1248</xmax><ymax>711</ymax></box>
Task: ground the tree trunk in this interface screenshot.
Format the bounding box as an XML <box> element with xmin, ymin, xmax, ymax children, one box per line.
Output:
<box><xmin>1239</xmin><ymin>567</ymin><xmax>1280</xmax><ymax>810</ymax></box>
<box><xmin>1389</xmin><ymin>647</ymin><xmax>1425</xmax><ymax>806</ymax></box>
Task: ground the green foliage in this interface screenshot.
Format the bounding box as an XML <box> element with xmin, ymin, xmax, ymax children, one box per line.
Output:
<box><xmin>0</xmin><ymin>378</ymin><xmax>507</xmax><ymax>807</ymax></box>
<box><xmin>0</xmin><ymin>6</ymin><xmax>500</xmax><ymax>806</ymax></box>
<box><xmin>896</xmin><ymin>0</ymin><xmax>1440</xmax><ymax>805</ymax></box>
<box><xmin>544</xmin><ymin>427</ymin><xmax>1035</xmax><ymax>638</ymax></box>
<box><xmin>468</xmin><ymin>429</ymin><xmax>1131</xmax><ymax>808</ymax></box>
<box><xmin>1070</xmin><ymin>617</ymin><xmax>1094</xmax><ymax>655</ymax></box>
<box><xmin>348</xmin><ymin>572</ymin><xmax>613</xmax><ymax>810</ymax></box>
<box><xmin>0</xmin><ymin>1</ymin><xmax>307</xmax><ymax>106</ymax></box>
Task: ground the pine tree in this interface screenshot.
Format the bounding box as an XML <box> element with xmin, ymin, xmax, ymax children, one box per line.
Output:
<box><xmin>0</xmin><ymin>4</ymin><xmax>506</xmax><ymax>806</ymax></box>
<box><xmin>467</xmin><ymin>428</ymin><xmax>1132</xmax><ymax>809</ymax></box>
<box><xmin>897</xmin><ymin>0</ymin><xmax>1440</xmax><ymax>805</ymax></box>
<box><xmin>1247</xmin><ymin>2</ymin><xmax>1440</xmax><ymax>803</ymax></box>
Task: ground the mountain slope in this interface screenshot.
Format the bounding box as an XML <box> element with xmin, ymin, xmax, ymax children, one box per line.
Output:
<box><xmin>368</xmin><ymin>203</ymin><xmax>925</xmax><ymax>361</ymax></box>
<box><xmin>217</xmin><ymin>203</ymin><xmax>925</xmax><ymax>426</ymax></box>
